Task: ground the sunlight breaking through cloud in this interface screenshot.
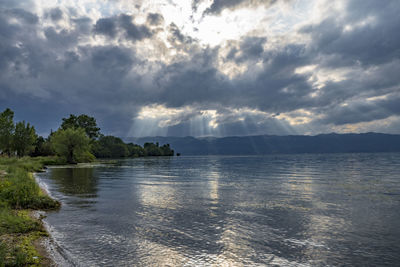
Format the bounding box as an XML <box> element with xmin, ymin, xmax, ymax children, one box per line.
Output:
<box><xmin>1</xmin><ymin>0</ymin><xmax>400</xmax><ymax>136</ymax></box>
<box><xmin>129</xmin><ymin>104</ymin><xmax>301</xmax><ymax>137</ymax></box>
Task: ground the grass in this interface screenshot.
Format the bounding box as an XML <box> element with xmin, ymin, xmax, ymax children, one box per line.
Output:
<box><xmin>0</xmin><ymin>156</ymin><xmax>63</xmax><ymax>266</ymax></box>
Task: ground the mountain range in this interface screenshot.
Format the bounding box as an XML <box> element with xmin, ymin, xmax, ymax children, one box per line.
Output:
<box><xmin>125</xmin><ymin>133</ymin><xmax>400</xmax><ymax>155</ymax></box>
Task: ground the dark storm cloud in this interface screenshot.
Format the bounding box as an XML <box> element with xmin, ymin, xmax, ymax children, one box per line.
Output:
<box><xmin>293</xmin><ymin>0</ymin><xmax>400</xmax><ymax>128</ymax></box>
<box><xmin>227</xmin><ymin>43</ymin><xmax>315</xmax><ymax>113</ymax></box>
<box><xmin>6</xmin><ymin>8</ymin><xmax>39</xmax><ymax>24</ymax></box>
<box><xmin>0</xmin><ymin>8</ymin><xmax>44</xmax><ymax>76</ymax></box>
<box><xmin>151</xmin><ymin>41</ymin><xmax>314</xmax><ymax>115</ymax></box>
<box><xmin>154</xmin><ymin>0</ymin><xmax>400</xmax><ymax>131</ymax></box>
<box><xmin>0</xmin><ymin>0</ymin><xmax>33</xmax><ymax>8</ymax></box>
<box><xmin>202</xmin><ymin>0</ymin><xmax>284</xmax><ymax>15</ymax></box>
<box><xmin>226</xmin><ymin>36</ymin><xmax>266</xmax><ymax>63</ymax></box>
<box><xmin>318</xmin><ymin>94</ymin><xmax>400</xmax><ymax>126</ymax></box>
<box><xmin>72</xmin><ymin>17</ymin><xmax>92</xmax><ymax>34</ymax></box>
<box><xmin>152</xmin><ymin>48</ymin><xmax>230</xmax><ymax>108</ymax></box>
<box><xmin>91</xmin><ymin>46</ymin><xmax>134</xmax><ymax>76</ymax></box>
<box><xmin>94</xmin><ymin>18</ymin><xmax>117</xmax><ymax>37</ymax></box>
<box><xmin>0</xmin><ymin>4</ymin><xmax>141</xmax><ymax>135</ymax></box>
<box><xmin>1</xmin><ymin>0</ymin><xmax>400</xmax><ymax>136</ymax></box>
<box><xmin>168</xmin><ymin>23</ymin><xmax>193</xmax><ymax>45</ymax></box>
<box><xmin>301</xmin><ymin>1</ymin><xmax>400</xmax><ymax>67</ymax></box>
<box><xmin>146</xmin><ymin>13</ymin><xmax>164</xmax><ymax>26</ymax></box>
<box><xmin>93</xmin><ymin>14</ymin><xmax>152</xmax><ymax>41</ymax></box>
<box><xmin>119</xmin><ymin>14</ymin><xmax>152</xmax><ymax>41</ymax></box>
<box><xmin>44</xmin><ymin>27</ymin><xmax>80</xmax><ymax>48</ymax></box>
<box><xmin>46</xmin><ymin>7</ymin><xmax>63</xmax><ymax>21</ymax></box>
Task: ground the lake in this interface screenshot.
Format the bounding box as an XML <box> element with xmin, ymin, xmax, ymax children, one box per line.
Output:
<box><xmin>36</xmin><ymin>154</ymin><xmax>400</xmax><ymax>266</ymax></box>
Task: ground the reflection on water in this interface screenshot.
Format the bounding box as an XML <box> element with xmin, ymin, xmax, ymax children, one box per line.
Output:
<box><xmin>49</xmin><ymin>168</ymin><xmax>98</xmax><ymax>196</ymax></box>
<box><xmin>37</xmin><ymin>154</ymin><xmax>400</xmax><ymax>266</ymax></box>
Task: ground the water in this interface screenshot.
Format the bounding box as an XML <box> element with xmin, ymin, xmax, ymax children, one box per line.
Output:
<box><xmin>36</xmin><ymin>154</ymin><xmax>400</xmax><ymax>266</ymax></box>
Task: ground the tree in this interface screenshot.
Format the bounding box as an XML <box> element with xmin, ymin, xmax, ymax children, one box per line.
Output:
<box><xmin>13</xmin><ymin>121</ymin><xmax>37</xmax><ymax>157</ymax></box>
<box><xmin>51</xmin><ymin>128</ymin><xmax>93</xmax><ymax>163</ymax></box>
<box><xmin>160</xmin><ymin>143</ymin><xmax>174</xmax><ymax>156</ymax></box>
<box><xmin>144</xmin><ymin>142</ymin><xmax>161</xmax><ymax>156</ymax></box>
<box><xmin>92</xmin><ymin>136</ymin><xmax>129</xmax><ymax>158</ymax></box>
<box><xmin>61</xmin><ymin>114</ymin><xmax>100</xmax><ymax>140</ymax></box>
<box><xmin>30</xmin><ymin>136</ymin><xmax>55</xmax><ymax>157</ymax></box>
<box><xmin>126</xmin><ymin>143</ymin><xmax>145</xmax><ymax>157</ymax></box>
<box><xmin>0</xmin><ymin>108</ymin><xmax>15</xmax><ymax>156</ymax></box>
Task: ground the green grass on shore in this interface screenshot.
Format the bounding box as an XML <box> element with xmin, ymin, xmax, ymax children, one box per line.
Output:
<box><xmin>0</xmin><ymin>156</ymin><xmax>62</xmax><ymax>266</ymax></box>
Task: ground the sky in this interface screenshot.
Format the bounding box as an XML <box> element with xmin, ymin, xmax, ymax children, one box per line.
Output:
<box><xmin>0</xmin><ymin>0</ymin><xmax>400</xmax><ymax>137</ymax></box>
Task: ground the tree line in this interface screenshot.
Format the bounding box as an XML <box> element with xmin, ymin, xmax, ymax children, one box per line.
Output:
<box><xmin>0</xmin><ymin>108</ymin><xmax>174</xmax><ymax>163</ymax></box>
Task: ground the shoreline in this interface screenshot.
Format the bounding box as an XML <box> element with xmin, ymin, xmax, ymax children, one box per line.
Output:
<box><xmin>32</xmin><ymin>171</ymin><xmax>57</xmax><ymax>266</ymax></box>
<box><xmin>33</xmin><ymin>170</ymin><xmax>74</xmax><ymax>267</ymax></box>
<box><xmin>0</xmin><ymin>157</ymin><xmax>62</xmax><ymax>265</ymax></box>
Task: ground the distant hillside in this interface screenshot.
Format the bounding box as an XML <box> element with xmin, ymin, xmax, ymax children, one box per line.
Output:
<box><xmin>125</xmin><ymin>133</ymin><xmax>400</xmax><ymax>155</ymax></box>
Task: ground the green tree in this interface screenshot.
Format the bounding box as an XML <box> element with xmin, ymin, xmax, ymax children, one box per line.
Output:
<box><xmin>126</xmin><ymin>143</ymin><xmax>145</xmax><ymax>157</ymax></box>
<box><xmin>160</xmin><ymin>143</ymin><xmax>174</xmax><ymax>156</ymax></box>
<box><xmin>92</xmin><ymin>136</ymin><xmax>129</xmax><ymax>158</ymax></box>
<box><xmin>30</xmin><ymin>136</ymin><xmax>55</xmax><ymax>156</ymax></box>
<box><xmin>51</xmin><ymin>128</ymin><xmax>93</xmax><ymax>163</ymax></box>
<box><xmin>143</xmin><ymin>142</ymin><xmax>162</xmax><ymax>156</ymax></box>
<box><xmin>0</xmin><ymin>108</ymin><xmax>15</xmax><ymax>156</ymax></box>
<box><xmin>13</xmin><ymin>121</ymin><xmax>37</xmax><ymax>157</ymax></box>
<box><xmin>61</xmin><ymin>114</ymin><xmax>101</xmax><ymax>140</ymax></box>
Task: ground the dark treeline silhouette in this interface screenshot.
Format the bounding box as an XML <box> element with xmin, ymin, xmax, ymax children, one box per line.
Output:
<box><xmin>92</xmin><ymin>136</ymin><xmax>174</xmax><ymax>158</ymax></box>
<box><xmin>0</xmin><ymin>108</ymin><xmax>174</xmax><ymax>163</ymax></box>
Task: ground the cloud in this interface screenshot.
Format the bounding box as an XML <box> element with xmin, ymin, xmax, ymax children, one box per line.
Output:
<box><xmin>301</xmin><ymin>1</ymin><xmax>400</xmax><ymax>67</ymax></box>
<box><xmin>225</xmin><ymin>36</ymin><xmax>266</xmax><ymax>63</ymax></box>
<box><xmin>6</xmin><ymin>8</ymin><xmax>39</xmax><ymax>24</ymax></box>
<box><xmin>317</xmin><ymin>93</ymin><xmax>400</xmax><ymax>126</ymax></box>
<box><xmin>46</xmin><ymin>7</ymin><xmax>63</xmax><ymax>21</ymax></box>
<box><xmin>94</xmin><ymin>18</ymin><xmax>117</xmax><ymax>38</ymax></box>
<box><xmin>203</xmin><ymin>0</ymin><xmax>286</xmax><ymax>15</ymax></box>
<box><xmin>93</xmin><ymin>14</ymin><xmax>152</xmax><ymax>41</ymax></box>
<box><xmin>146</xmin><ymin>13</ymin><xmax>164</xmax><ymax>26</ymax></box>
<box><xmin>91</xmin><ymin>46</ymin><xmax>134</xmax><ymax>76</ymax></box>
<box><xmin>1</xmin><ymin>0</ymin><xmax>400</xmax><ymax>137</ymax></box>
<box><xmin>119</xmin><ymin>14</ymin><xmax>152</xmax><ymax>41</ymax></box>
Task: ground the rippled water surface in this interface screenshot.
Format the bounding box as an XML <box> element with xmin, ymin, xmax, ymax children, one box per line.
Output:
<box><xmin>36</xmin><ymin>154</ymin><xmax>400</xmax><ymax>266</ymax></box>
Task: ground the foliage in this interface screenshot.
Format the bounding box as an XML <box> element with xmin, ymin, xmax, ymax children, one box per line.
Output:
<box><xmin>0</xmin><ymin>158</ymin><xmax>61</xmax><ymax>210</ymax></box>
<box><xmin>30</xmin><ymin>136</ymin><xmax>55</xmax><ymax>157</ymax></box>
<box><xmin>126</xmin><ymin>143</ymin><xmax>145</xmax><ymax>157</ymax></box>
<box><xmin>93</xmin><ymin>137</ymin><xmax>174</xmax><ymax>158</ymax></box>
<box><xmin>0</xmin><ymin>157</ymin><xmax>61</xmax><ymax>266</ymax></box>
<box><xmin>61</xmin><ymin>114</ymin><xmax>101</xmax><ymax>140</ymax></box>
<box><xmin>75</xmin><ymin>150</ymin><xmax>96</xmax><ymax>163</ymax></box>
<box><xmin>144</xmin><ymin>142</ymin><xmax>162</xmax><ymax>156</ymax></box>
<box><xmin>0</xmin><ymin>108</ymin><xmax>15</xmax><ymax>156</ymax></box>
<box><xmin>92</xmin><ymin>136</ymin><xmax>129</xmax><ymax>158</ymax></box>
<box><xmin>144</xmin><ymin>142</ymin><xmax>174</xmax><ymax>156</ymax></box>
<box><xmin>13</xmin><ymin>121</ymin><xmax>37</xmax><ymax>157</ymax></box>
<box><xmin>51</xmin><ymin>128</ymin><xmax>93</xmax><ymax>164</ymax></box>
<box><xmin>160</xmin><ymin>143</ymin><xmax>174</xmax><ymax>156</ymax></box>
<box><xmin>0</xmin><ymin>108</ymin><xmax>175</xmax><ymax>161</ymax></box>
